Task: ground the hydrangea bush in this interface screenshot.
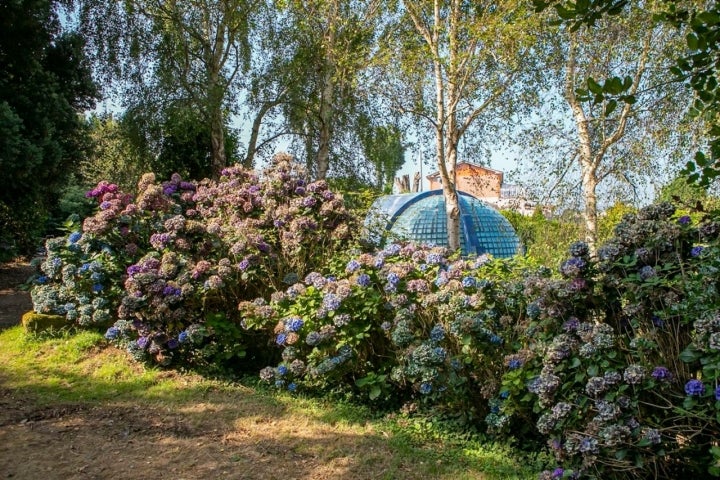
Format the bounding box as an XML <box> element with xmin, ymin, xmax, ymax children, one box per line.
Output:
<box><xmin>244</xmin><ymin>242</ymin><xmax>534</xmax><ymax>419</ymax></box>
<box><xmin>30</xmin><ymin>160</ymin><xmax>720</xmax><ymax>478</ymax></box>
<box><xmin>31</xmin><ymin>154</ymin><xmax>355</xmax><ymax>370</ymax></box>
<box><xmin>500</xmin><ymin>204</ymin><xmax>720</xmax><ymax>479</ymax></box>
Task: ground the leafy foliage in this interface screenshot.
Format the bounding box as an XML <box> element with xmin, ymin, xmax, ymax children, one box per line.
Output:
<box><xmin>0</xmin><ymin>0</ymin><xmax>97</xmax><ymax>255</ymax></box>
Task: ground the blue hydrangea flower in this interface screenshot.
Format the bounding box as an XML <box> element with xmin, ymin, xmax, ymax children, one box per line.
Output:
<box><xmin>288</xmin><ymin>382</ymin><xmax>297</xmax><ymax>392</ymax></box>
<box><xmin>356</xmin><ymin>273</ymin><xmax>371</xmax><ymax>287</ymax></box>
<box><xmin>178</xmin><ymin>331</ymin><xmax>189</xmax><ymax>343</ymax></box>
<box><xmin>277</xmin><ymin>365</ymin><xmax>288</xmax><ymax>376</ymax></box>
<box><xmin>489</xmin><ymin>334</ymin><xmax>503</xmax><ymax>345</ymax></box>
<box><xmin>691</xmin><ymin>246</ymin><xmax>704</xmax><ymax>257</ymax></box>
<box><xmin>715</xmin><ymin>385</ymin><xmax>720</xmax><ymax>401</ymax></box>
<box><xmin>68</xmin><ymin>232</ymin><xmax>82</xmax><ymax>244</ymax></box>
<box><xmin>276</xmin><ymin>333</ymin><xmax>288</xmax><ymax>346</ymax></box>
<box><xmin>425</xmin><ymin>253</ymin><xmax>443</xmax><ymax>265</ymax></box>
<box><xmin>526</xmin><ymin>302</ymin><xmax>541</xmax><ymax>320</ymax></box>
<box><xmin>568</xmin><ymin>241</ymin><xmax>589</xmax><ymax>257</ymax></box>
<box><xmin>419</xmin><ymin>382</ymin><xmax>432</xmax><ymax>394</ymax></box>
<box><xmin>92</xmin><ymin>283</ymin><xmax>104</xmax><ymax>293</ymax></box>
<box><xmin>36</xmin><ymin>275</ymin><xmax>48</xmax><ymax>284</ymax></box>
<box><xmin>386</xmin><ymin>272</ymin><xmax>400</xmax><ymax>286</ymax></box>
<box><xmin>508</xmin><ymin>358</ymin><xmax>522</xmax><ymax>370</ymax></box>
<box><xmin>639</xmin><ymin>265</ymin><xmax>656</xmax><ymax>280</ymax></box>
<box><xmin>461</xmin><ymin>276</ymin><xmax>477</xmax><ymax>288</ymax></box>
<box><xmin>346</xmin><ymin>259</ymin><xmax>361</xmax><ymax>273</ymax></box>
<box><xmin>323</xmin><ymin>293</ymin><xmax>341</xmax><ymax>311</ymax></box>
<box><xmin>685</xmin><ymin>379</ymin><xmax>705</xmax><ymax>396</ymax></box>
<box><xmin>429</xmin><ymin>324</ymin><xmax>445</xmax><ymax>342</ymax></box>
<box><xmin>104</xmin><ymin>327</ymin><xmax>120</xmax><ymax>340</ymax></box>
<box><xmin>285</xmin><ymin>317</ymin><xmax>304</xmax><ymax>332</ymax></box>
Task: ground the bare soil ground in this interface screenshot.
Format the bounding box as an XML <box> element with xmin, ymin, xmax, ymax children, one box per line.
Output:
<box><xmin>0</xmin><ymin>259</ymin><xmax>33</xmax><ymax>330</ymax></box>
<box><xmin>0</xmin><ymin>262</ymin><xmax>445</xmax><ymax>480</ymax></box>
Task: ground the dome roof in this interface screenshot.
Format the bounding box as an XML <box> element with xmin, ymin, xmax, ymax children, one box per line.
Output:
<box><xmin>366</xmin><ymin>190</ymin><xmax>520</xmax><ymax>258</ymax></box>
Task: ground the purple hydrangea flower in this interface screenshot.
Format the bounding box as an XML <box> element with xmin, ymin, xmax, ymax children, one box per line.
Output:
<box><xmin>678</xmin><ymin>215</ymin><xmax>691</xmax><ymax>225</ymax></box>
<box><xmin>685</xmin><ymin>379</ymin><xmax>706</xmax><ymax>396</ymax></box>
<box><xmin>691</xmin><ymin>246</ymin><xmax>704</xmax><ymax>257</ymax></box>
<box><xmin>137</xmin><ymin>336</ymin><xmax>149</xmax><ymax>349</ymax></box>
<box><xmin>715</xmin><ymin>385</ymin><xmax>720</xmax><ymax>401</ymax></box>
<box><xmin>167</xmin><ymin>338</ymin><xmax>179</xmax><ymax>350</ymax></box>
<box><xmin>651</xmin><ymin>366</ymin><xmax>672</xmax><ymax>382</ymax></box>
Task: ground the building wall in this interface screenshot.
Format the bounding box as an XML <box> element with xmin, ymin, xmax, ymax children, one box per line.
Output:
<box><xmin>427</xmin><ymin>164</ymin><xmax>503</xmax><ymax>199</ymax></box>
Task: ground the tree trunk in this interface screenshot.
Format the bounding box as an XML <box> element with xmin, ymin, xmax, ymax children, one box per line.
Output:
<box><xmin>316</xmin><ymin>71</ymin><xmax>333</xmax><ymax>179</ymax></box>
<box><xmin>581</xmin><ymin>167</ymin><xmax>598</xmax><ymax>248</ymax></box>
<box><xmin>444</xmin><ymin>135</ymin><xmax>461</xmax><ymax>252</ymax></box>
<box><xmin>210</xmin><ymin>106</ymin><xmax>226</xmax><ymax>179</ymax></box>
<box><xmin>315</xmin><ymin>0</ymin><xmax>338</xmax><ymax>180</ymax></box>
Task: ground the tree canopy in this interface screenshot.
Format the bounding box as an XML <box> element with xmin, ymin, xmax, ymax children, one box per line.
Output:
<box><xmin>0</xmin><ymin>0</ymin><xmax>97</xmax><ymax>254</ymax></box>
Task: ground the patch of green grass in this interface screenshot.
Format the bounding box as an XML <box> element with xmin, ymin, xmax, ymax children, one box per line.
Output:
<box><xmin>0</xmin><ymin>326</ymin><xmax>545</xmax><ymax>479</ymax></box>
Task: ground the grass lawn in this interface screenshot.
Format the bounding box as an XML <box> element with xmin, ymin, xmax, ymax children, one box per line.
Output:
<box><xmin>0</xmin><ymin>326</ymin><xmax>544</xmax><ymax>479</ymax></box>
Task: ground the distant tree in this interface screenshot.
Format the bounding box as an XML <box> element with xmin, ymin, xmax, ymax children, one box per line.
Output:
<box><xmin>0</xmin><ymin>0</ymin><xmax>97</xmax><ymax>254</ymax></box>
<box><xmin>79</xmin><ymin>0</ymin><xmax>253</xmax><ymax>177</ymax></box>
<box><xmin>358</xmin><ymin>119</ymin><xmax>406</xmax><ymax>192</ymax></box>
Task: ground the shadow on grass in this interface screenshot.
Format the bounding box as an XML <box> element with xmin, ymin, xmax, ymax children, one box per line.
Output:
<box><xmin>0</xmin><ymin>326</ymin><xmax>538</xmax><ymax>479</ymax></box>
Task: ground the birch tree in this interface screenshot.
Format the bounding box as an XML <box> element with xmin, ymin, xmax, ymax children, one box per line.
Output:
<box><xmin>382</xmin><ymin>0</ymin><xmax>540</xmax><ymax>251</ymax></box>
<box><xmin>520</xmin><ymin>4</ymin><xmax>693</xmax><ymax>250</ymax></box>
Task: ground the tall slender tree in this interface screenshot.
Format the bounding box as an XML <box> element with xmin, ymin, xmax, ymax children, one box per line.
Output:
<box><xmin>517</xmin><ymin>3</ymin><xmax>694</xmax><ymax>250</ymax></box>
<box><xmin>380</xmin><ymin>0</ymin><xmax>540</xmax><ymax>250</ymax></box>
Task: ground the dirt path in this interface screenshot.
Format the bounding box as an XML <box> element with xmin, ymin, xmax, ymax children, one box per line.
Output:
<box><xmin>0</xmin><ymin>260</ymin><xmax>33</xmax><ymax>329</ymax></box>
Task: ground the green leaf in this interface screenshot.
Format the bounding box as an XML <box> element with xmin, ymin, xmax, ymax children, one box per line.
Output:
<box><xmin>605</xmin><ymin>99</ymin><xmax>618</xmax><ymax>116</ymax></box>
<box><xmin>680</xmin><ymin>345</ymin><xmax>702</xmax><ymax>362</ymax></box>
<box><xmin>369</xmin><ymin>386</ymin><xmax>381</xmax><ymax>400</ymax></box>
<box><xmin>587</xmin><ymin>77</ymin><xmax>603</xmax><ymax>94</ymax></box>
<box><xmin>687</xmin><ymin>32</ymin><xmax>699</xmax><ymax>50</ymax></box>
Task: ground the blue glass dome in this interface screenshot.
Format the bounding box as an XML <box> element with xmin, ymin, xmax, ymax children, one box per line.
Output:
<box><xmin>366</xmin><ymin>190</ymin><xmax>520</xmax><ymax>258</ymax></box>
